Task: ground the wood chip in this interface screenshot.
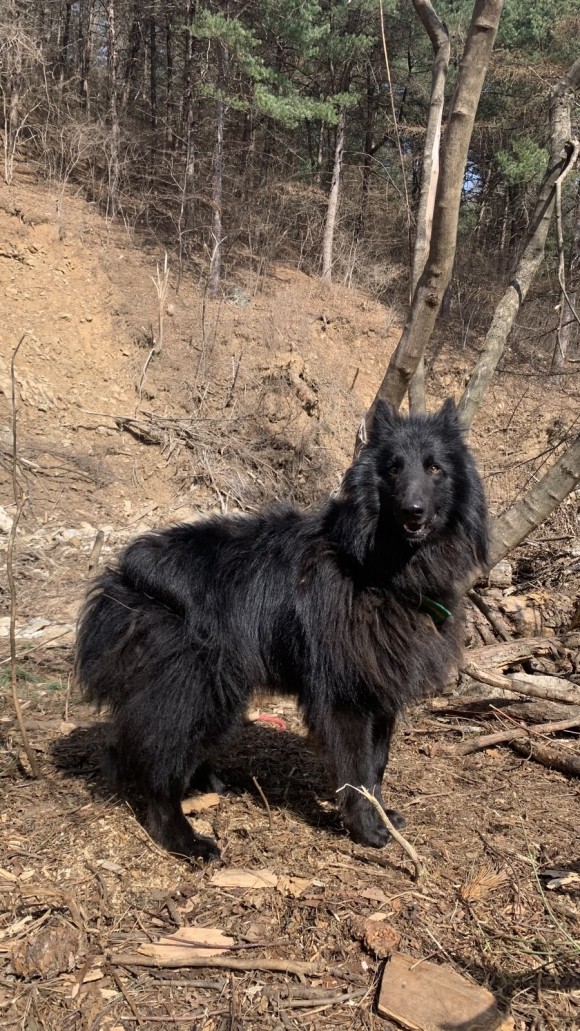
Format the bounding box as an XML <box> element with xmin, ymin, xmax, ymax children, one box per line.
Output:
<box><xmin>182</xmin><ymin>792</ymin><xmax>221</xmax><ymax>814</ymax></box>
<box><xmin>139</xmin><ymin>927</ymin><xmax>235</xmax><ymax>962</ymax></box>
<box><xmin>210</xmin><ymin>868</ymin><xmax>278</xmax><ymax>890</ymax></box>
<box><xmin>377</xmin><ymin>952</ymin><xmax>513</xmax><ymax>1030</ymax></box>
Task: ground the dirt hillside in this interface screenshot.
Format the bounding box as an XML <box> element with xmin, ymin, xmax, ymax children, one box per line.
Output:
<box><xmin>0</xmin><ymin>168</ymin><xmax>579</xmax><ymax>1031</ymax></box>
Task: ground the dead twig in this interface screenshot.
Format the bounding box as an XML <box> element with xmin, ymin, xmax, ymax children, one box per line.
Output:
<box><xmin>137</xmin><ymin>252</ymin><xmax>170</xmax><ymax>407</ymax></box>
<box><xmin>463</xmin><ymin>662</ymin><xmax>580</xmax><ymax>705</ymax></box>
<box><xmin>336</xmin><ymin>783</ymin><xmax>423</xmax><ymax>881</ymax></box>
<box><xmin>110</xmin><ymin>953</ymin><xmax>357</xmax><ymax>980</ymax></box>
<box><xmin>107</xmin><ymin>964</ymin><xmax>144</xmax><ymax>1027</ymax></box>
<box><xmin>252</xmin><ymin>775</ymin><xmax>273</xmax><ymax>832</ymax></box>
<box><xmin>440</xmin><ymin>715</ymin><xmax>580</xmax><ymax>756</ymax></box>
<box><xmin>8</xmin><ymin>334</ymin><xmax>41</xmax><ymax>779</ymax></box>
<box><xmin>280</xmin><ymin>988</ymin><xmax>368</xmax><ymax>1010</ymax></box>
<box><xmin>87</xmin><ymin>529</ymin><xmax>105</xmax><ymax>573</ymax></box>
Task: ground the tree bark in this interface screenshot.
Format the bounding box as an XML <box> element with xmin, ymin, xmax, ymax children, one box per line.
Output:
<box><xmin>321</xmin><ymin>105</ymin><xmax>347</xmax><ymax>284</ymax></box>
<box><xmin>552</xmin><ymin>180</ymin><xmax>580</xmax><ymax>370</ymax></box>
<box><xmin>106</xmin><ymin>0</ymin><xmax>121</xmax><ymax>218</ymax></box>
<box><xmin>179</xmin><ymin>3</ymin><xmax>196</xmax><ymax>261</ymax></box>
<box><xmin>408</xmin><ymin>0</ymin><xmax>450</xmax><ymax>414</ymax></box>
<box><xmin>208</xmin><ymin>40</ymin><xmax>228</xmax><ymax>297</ymax></box>
<box><xmin>149</xmin><ymin>9</ymin><xmax>158</xmax><ymax>135</ymax></box>
<box><xmin>79</xmin><ymin>0</ymin><xmax>95</xmax><ymax>114</ymax></box>
<box><xmin>371</xmin><ymin>0</ymin><xmax>503</xmax><ymax>415</ymax></box>
<box><xmin>487</xmin><ymin>432</ymin><xmax>580</xmax><ymax>569</ymax></box>
<box><xmin>459</xmin><ymin>56</ymin><xmax>580</xmax><ymax>428</ymax></box>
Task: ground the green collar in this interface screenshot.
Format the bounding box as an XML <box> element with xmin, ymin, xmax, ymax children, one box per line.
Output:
<box><xmin>419</xmin><ymin>597</ymin><xmax>452</xmax><ymax>625</ymax></box>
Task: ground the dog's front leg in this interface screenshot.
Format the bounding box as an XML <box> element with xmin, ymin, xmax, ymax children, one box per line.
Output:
<box><xmin>323</xmin><ymin>709</ymin><xmax>404</xmax><ymax>848</ymax></box>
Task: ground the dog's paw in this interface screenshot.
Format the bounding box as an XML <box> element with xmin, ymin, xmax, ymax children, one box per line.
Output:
<box><xmin>346</xmin><ymin>807</ymin><xmax>406</xmax><ymax>848</ymax></box>
<box><xmin>350</xmin><ymin>823</ymin><xmax>392</xmax><ymax>848</ymax></box>
<box><xmin>188</xmin><ymin>834</ymin><xmax>222</xmax><ymax>862</ymax></box>
<box><xmin>384</xmin><ymin>808</ymin><xmax>406</xmax><ymax>830</ymax></box>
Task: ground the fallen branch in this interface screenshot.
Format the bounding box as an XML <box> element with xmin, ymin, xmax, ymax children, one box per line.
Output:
<box><xmin>442</xmin><ymin>715</ymin><xmax>580</xmax><ymax>756</ymax></box>
<box><xmin>110</xmin><ymin>953</ymin><xmax>356</xmax><ymax>980</ymax></box>
<box><xmin>337</xmin><ymin>784</ymin><xmax>423</xmax><ymax>881</ymax></box>
<box><xmin>509</xmin><ymin>737</ymin><xmax>580</xmax><ymax>776</ymax></box>
<box><xmin>463</xmin><ymin>662</ymin><xmax>580</xmax><ymax>705</ymax></box>
<box><xmin>467</xmin><ymin>590</ymin><xmax>510</xmax><ymax>641</ymax></box>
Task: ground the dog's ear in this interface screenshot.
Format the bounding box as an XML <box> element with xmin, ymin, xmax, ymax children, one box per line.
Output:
<box><xmin>368</xmin><ymin>399</ymin><xmax>399</xmax><ymax>441</ymax></box>
<box><xmin>437</xmin><ymin>397</ymin><xmax>460</xmax><ymax>426</ymax></box>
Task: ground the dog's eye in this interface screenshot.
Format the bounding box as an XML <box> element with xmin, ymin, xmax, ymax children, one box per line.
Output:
<box><xmin>386</xmin><ymin>463</ymin><xmax>400</xmax><ymax>477</ymax></box>
<box><xmin>427</xmin><ymin>463</ymin><xmax>441</xmax><ymax>475</ymax></box>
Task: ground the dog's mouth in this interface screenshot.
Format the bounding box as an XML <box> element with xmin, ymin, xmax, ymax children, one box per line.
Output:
<box><xmin>402</xmin><ymin>518</ymin><xmax>429</xmax><ymax>540</ymax></box>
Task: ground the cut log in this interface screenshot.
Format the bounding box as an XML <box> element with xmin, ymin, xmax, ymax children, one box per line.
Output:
<box><xmin>509</xmin><ymin>737</ymin><xmax>580</xmax><ymax>776</ymax></box>
<box><xmin>463</xmin><ymin>663</ymin><xmax>580</xmax><ymax>705</ymax></box>
<box><xmin>466</xmin><ymin>637</ymin><xmax>559</xmax><ymax>668</ymax></box>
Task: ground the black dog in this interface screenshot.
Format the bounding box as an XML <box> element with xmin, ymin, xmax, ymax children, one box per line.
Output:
<box><xmin>75</xmin><ymin>399</ymin><xmax>488</xmax><ymax>860</ymax></box>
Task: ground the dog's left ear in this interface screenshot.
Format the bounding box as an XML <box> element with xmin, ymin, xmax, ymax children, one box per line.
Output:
<box><xmin>437</xmin><ymin>397</ymin><xmax>460</xmax><ymax>425</ymax></box>
<box><xmin>368</xmin><ymin>399</ymin><xmax>399</xmax><ymax>443</ymax></box>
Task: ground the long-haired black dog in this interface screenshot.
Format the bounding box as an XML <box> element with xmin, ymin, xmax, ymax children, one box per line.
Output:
<box><xmin>75</xmin><ymin>399</ymin><xmax>488</xmax><ymax>860</ymax></box>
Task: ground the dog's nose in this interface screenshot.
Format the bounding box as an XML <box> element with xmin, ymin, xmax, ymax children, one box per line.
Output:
<box><xmin>404</xmin><ymin>502</ymin><xmax>425</xmax><ymax>518</ymax></box>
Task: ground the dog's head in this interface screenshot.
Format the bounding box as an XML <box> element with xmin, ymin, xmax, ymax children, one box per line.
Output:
<box><xmin>335</xmin><ymin>399</ymin><xmax>489</xmax><ymax>569</ymax></box>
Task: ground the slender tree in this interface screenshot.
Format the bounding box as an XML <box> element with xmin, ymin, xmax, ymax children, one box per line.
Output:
<box><xmin>371</xmin><ymin>0</ymin><xmax>504</xmax><ymax>415</ymax></box>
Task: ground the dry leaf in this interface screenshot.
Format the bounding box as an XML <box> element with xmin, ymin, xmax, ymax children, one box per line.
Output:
<box><xmin>360</xmin><ymin>886</ymin><xmax>390</xmax><ymax>904</ymax></box>
<box><xmin>139</xmin><ymin>926</ymin><xmax>235</xmax><ymax>961</ymax></box>
<box><xmin>210</xmin><ymin>868</ymin><xmax>278</xmax><ymax>890</ymax></box>
<box><xmin>276</xmin><ymin>875</ymin><xmax>312</xmax><ymax>897</ymax></box>
<box><xmin>182</xmin><ymin>793</ymin><xmax>221</xmax><ymax>814</ymax></box>
<box><xmin>97</xmin><ymin>860</ymin><xmax>124</xmax><ymax>874</ymax></box>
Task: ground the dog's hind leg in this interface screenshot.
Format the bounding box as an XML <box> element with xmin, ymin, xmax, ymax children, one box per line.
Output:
<box><xmin>146</xmin><ymin>788</ymin><xmax>221</xmax><ymax>861</ymax></box>
<box><xmin>320</xmin><ymin>708</ymin><xmax>403</xmax><ymax>848</ymax></box>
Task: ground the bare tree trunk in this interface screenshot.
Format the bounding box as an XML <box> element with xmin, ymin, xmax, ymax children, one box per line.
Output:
<box><xmin>149</xmin><ymin>9</ymin><xmax>158</xmax><ymax>142</ymax></box>
<box><xmin>58</xmin><ymin>2</ymin><xmax>72</xmax><ymax>87</ymax></box>
<box><xmin>79</xmin><ymin>0</ymin><xmax>95</xmax><ymax>114</ymax></box>
<box><xmin>408</xmin><ymin>0</ymin><xmax>450</xmax><ymax>414</ymax></box>
<box><xmin>356</xmin><ymin>69</ymin><xmax>376</xmax><ymax>240</ymax></box>
<box><xmin>321</xmin><ymin>106</ymin><xmax>346</xmax><ymax>284</ymax></box>
<box><xmin>208</xmin><ymin>41</ymin><xmax>228</xmax><ymax>297</ymax></box>
<box><xmin>120</xmin><ymin>3</ymin><xmax>142</xmax><ymax>112</ymax></box>
<box><xmin>165</xmin><ymin>9</ymin><xmax>174</xmax><ymax>150</ymax></box>
<box><xmin>486</xmin><ymin>433</ymin><xmax>580</xmax><ymax>571</ymax></box>
<box><xmin>459</xmin><ymin>56</ymin><xmax>580</xmax><ymax>428</ymax></box>
<box><xmin>106</xmin><ymin>0</ymin><xmax>120</xmax><ymax>218</ymax></box>
<box><xmin>179</xmin><ymin>5</ymin><xmax>196</xmax><ymax>261</ymax></box>
<box><xmin>371</xmin><ymin>0</ymin><xmax>503</xmax><ymax>416</ymax></box>
<box><xmin>552</xmin><ymin>180</ymin><xmax>580</xmax><ymax>370</ymax></box>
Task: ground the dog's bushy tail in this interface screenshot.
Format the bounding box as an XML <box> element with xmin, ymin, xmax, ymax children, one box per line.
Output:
<box><xmin>75</xmin><ymin>569</ymin><xmax>145</xmax><ymax>711</ymax></box>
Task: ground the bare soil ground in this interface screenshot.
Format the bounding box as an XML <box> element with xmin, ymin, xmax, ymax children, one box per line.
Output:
<box><xmin>1</xmin><ymin>166</ymin><xmax>579</xmax><ymax>1031</ymax></box>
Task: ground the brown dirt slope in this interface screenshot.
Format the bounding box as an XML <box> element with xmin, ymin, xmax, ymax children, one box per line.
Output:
<box><xmin>0</xmin><ymin>171</ymin><xmax>579</xmax><ymax>1031</ymax></box>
